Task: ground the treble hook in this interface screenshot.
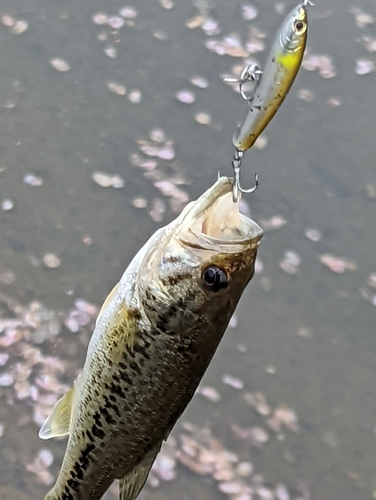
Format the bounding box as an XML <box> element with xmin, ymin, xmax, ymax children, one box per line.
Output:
<box><xmin>231</xmin><ymin>149</ymin><xmax>258</xmax><ymax>203</ymax></box>
<box><xmin>303</xmin><ymin>0</ymin><xmax>315</xmax><ymax>6</ymax></box>
<box><xmin>223</xmin><ymin>64</ymin><xmax>263</xmax><ymax>102</ymax></box>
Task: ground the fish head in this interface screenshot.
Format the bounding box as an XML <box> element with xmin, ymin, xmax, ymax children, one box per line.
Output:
<box><xmin>278</xmin><ymin>2</ymin><xmax>309</xmax><ymax>55</ymax></box>
<box><xmin>137</xmin><ymin>177</ymin><xmax>263</xmax><ymax>332</ymax></box>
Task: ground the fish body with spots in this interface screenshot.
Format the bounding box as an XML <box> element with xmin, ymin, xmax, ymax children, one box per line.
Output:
<box><xmin>40</xmin><ymin>177</ymin><xmax>263</xmax><ymax>500</ymax></box>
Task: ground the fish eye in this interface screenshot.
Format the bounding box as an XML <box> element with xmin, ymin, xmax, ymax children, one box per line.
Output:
<box><xmin>201</xmin><ymin>266</ymin><xmax>228</xmax><ymax>293</ymax></box>
<box><xmin>294</xmin><ymin>19</ymin><xmax>307</xmax><ymax>35</ymax></box>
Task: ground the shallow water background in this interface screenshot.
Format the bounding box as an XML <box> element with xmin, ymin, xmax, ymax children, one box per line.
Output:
<box><xmin>0</xmin><ymin>0</ymin><xmax>376</xmax><ymax>499</ymax></box>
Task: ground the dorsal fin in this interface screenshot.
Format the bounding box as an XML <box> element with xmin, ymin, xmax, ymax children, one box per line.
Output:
<box><xmin>38</xmin><ymin>375</ymin><xmax>80</xmax><ymax>440</ymax></box>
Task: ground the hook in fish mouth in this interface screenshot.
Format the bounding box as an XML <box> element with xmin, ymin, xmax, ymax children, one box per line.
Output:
<box><xmin>230</xmin><ymin>149</ymin><xmax>259</xmax><ymax>203</ymax></box>
<box><xmin>174</xmin><ymin>177</ymin><xmax>262</xmax><ymax>250</ymax></box>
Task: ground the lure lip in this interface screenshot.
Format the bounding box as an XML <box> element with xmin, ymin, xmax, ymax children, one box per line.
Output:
<box><xmin>176</xmin><ymin>176</ymin><xmax>263</xmax><ymax>251</ymax></box>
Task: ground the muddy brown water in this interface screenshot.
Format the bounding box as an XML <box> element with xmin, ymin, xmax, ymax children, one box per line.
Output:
<box><xmin>1</xmin><ymin>0</ymin><xmax>376</xmax><ymax>499</ymax></box>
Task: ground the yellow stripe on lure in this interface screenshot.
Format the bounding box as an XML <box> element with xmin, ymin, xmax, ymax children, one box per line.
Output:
<box><xmin>233</xmin><ymin>1</ymin><xmax>312</xmax><ymax>152</ymax></box>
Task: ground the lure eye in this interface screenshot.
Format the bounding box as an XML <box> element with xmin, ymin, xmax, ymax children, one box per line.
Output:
<box><xmin>202</xmin><ymin>266</ymin><xmax>228</xmax><ymax>293</ymax></box>
<box><xmin>294</xmin><ymin>19</ymin><xmax>307</xmax><ymax>35</ymax></box>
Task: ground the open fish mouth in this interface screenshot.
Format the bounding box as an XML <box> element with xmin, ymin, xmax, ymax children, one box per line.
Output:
<box><xmin>176</xmin><ymin>176</ymin><xmax>263</xmax><ymax>251</ymax></box>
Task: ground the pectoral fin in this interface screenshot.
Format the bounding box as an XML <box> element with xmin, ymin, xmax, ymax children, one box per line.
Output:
<box><xmin>38</xmin><ymin>375</ymin><xmax>79</xmax><ymax>440</ymax></box>
<box><xmin>96</xmin><ymin>282</ymin><xmax>120</xmax><ymax>325</ymax></box>
<box><xmin>119</xmin><ymin>448</ymin><xmax>160</xmax><ymax>500</ymax></box>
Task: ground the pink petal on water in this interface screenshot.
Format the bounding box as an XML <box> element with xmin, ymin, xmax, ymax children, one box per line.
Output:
<box><xmin>189</xmin><ymin>75</ymin><xmax>209</xmax><ymax>89</ymax></box>
<box><xmin>104</xmin><ymin>46</ymin><xmax>117</xmax><ymax>59</ymax></box>
<box><xmin>1</xmin><ymin>198</ymin><xmax>14</xmax><ymax>211</ymax></box>
<box><xmin>304</xmin><ymin>228</ymin><xmax>321</xmax><ymax>242</ymax></box>
<box><xmin>107</xmin><ymin>16</ymin><xmax>124</xmax><ymax>29</ymax></box>
<box><xmin>128</xmin><ymin>89</ymin><xmax>143</xmax><ymax>104</ymax></box>
<box><xmin>150</xmin><ymin>128</ymin><xmax>166</xmax><ymax>143</ymax></box>
<box><xmin>275</xmin><ymin>484</ymin><xmax>290</xmax><ymax>500</ymax></box>
<box><xmin>355</xmin><ymin>58</ymin><xmax>374</xmax><ymax>75</ymax></box>
<box><xmin>0</xmin><ymin>353</ymin><xmax>9</xmax><ymax>366</ymax></box>
<box><xmin>24</xmin><ymin>173</ymin><xmax>43</xmax><ymax>186</ymax></box>
<box><xmin>0</xmin><ymin>373</ymin><xmax>14</xmax><ymax>386</ymax></box>
<box><xmin>43</xmin><ymin>253</ymin><xmax>61</xmax><ymax>269</ymax></box>
<box><xmin>202</xmin><ymin>18</ymin><xmax>221</xmax><ymax>36</ymax></box>
<box><xmin>175</xmin><ymin>89</ymin><xmax>196</xmax><ymax>104</ymax></box>
<box><xmin>107</xmin><ymin>82</ymin><xmax>126</xmax><ymax>95</ymax></box>
<box><xmin>149</xmin><ymin>198</ymin><xmax>166</xmax><ymax>223</ymax></box>
<box><xmin>319</xmin><ymin>254</ymin><xmax>357</xmax><ymax>273</ymax></box>
<box><xmin>260</xmin><ymin>215</ymin><xmax>286</xmax><ymax>231</ymax></box>
<box><xmin>132</xmin><ymin>197</ymin><xmax>148</xmax><ymax>209</ymax></box>
<box><xmin>221</xmin><ymin>374</ymin><xmax>244</xmax><ymax>390</ymax></box>
<box><xmin>38</xmin><ymin>449</ymin><xmax>54</xmax><ymax>468</ymax></box>
<box><xmin>139</xmin><ymin>144</ymin><xmax>160</xmax><ymax>157</ymax></box>
<box><xmin>196</xmin><ymin>385</ymin><xmax>221</xmax><ymax>402</ymax></box>
<box><xmin>363</xmin><ymin>36</ymin><xmax>376</xmax><ymax>53</ymax></box>
<box><xmin>160</xmin><ymin>0</ymin><xmax>174</xmax><ymax>10</ymax></box>
<box><xmin>140</xmin><ymin>159</ymin><xmax>158</xmax><ymax>170</ymax></box>
<box><xmin>154</xmin><ymin>180</ymin><xmax>176</xmax><ymax>196</ymax></box>
<box><xmin>367</xmin><ymin>272</ymin><xmax>376</xmax><ymax>288</ymax></box>
<box><xmin>50</xmin><ymin>58</ymin><xmax>70</xmax><ymax>72</ymax></box>
<box><xmin>219</xmin><ymin>482</ymin><xmax>243</xmax><ymax>495</ymax></box>
<box><xmin>297</xmin><ymin>89</ymin><xmax>314</xmax><ymax>102</ymax></box>
<box><xmin>75</xmin><ymin>299</ymin><xmax>98</xmax><ymax>316</ymax></box>
<box><xmin>241</xmin><ymin>4</ymin><xmax>258</xmax><ymax>21</ymax></box>
<box><xmin>92</xmin><ymin>12</ymin><xmax>109</xmax><ymax>25</ymax></box>
<box><xmin>119</xmin><ymin>6</ymin><xmax>138</xmax><ymax>19</ymax></box>
<box><xmin>157</xmin><ymin>148</ymin><xmax>175</xmax><ymax>160</ymax></box>
<box><xmin>205</xmin><ymin>39</ymin><xmax>227</xmax><ymax>56</ymax></box>
<box><xmin>1</xmin><ymin>15</ymin><xmax>15</xmax><ymax>27</ymax></box>
<box><xmin>194</xmin><ymin>112</ymin><xmax>211</xmax><ymax>125</ymax></box>
<box><xmin>10</xmin><ymin>20</ymin><xmax>29</xmax><ymax>35</ymax></box>
<box><xmin>279</xmin><ymin>250</ymin><xmax>301</xmax><ymax>275</ymax></box>
<box><xmin>0</xmin><ymin>272</ymin><xmax>15</xmax><ymax>284</ymax></box>
<box><xmin>349</xmin><ymin>7</ymin><xmax>375</xmax><ymax>29</ymax></box>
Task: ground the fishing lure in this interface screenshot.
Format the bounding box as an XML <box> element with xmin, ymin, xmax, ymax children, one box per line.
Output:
<box><xmin>226</xmin><ymin>0</ymin><xmax>313</xmax><ymax>201</ymax></box>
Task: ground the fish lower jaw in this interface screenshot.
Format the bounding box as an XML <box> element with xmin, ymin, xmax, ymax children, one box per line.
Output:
<box><xmin>201</xmin><ymin>192</ymin><xmax>242</xmax><ymax>240</ymax></box>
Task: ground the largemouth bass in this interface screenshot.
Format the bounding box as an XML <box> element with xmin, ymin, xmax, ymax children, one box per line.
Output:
<box><xmin>39</xmin><ymin>176</ymin><xmax>263</xmax><ymax>500</ymax></box>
